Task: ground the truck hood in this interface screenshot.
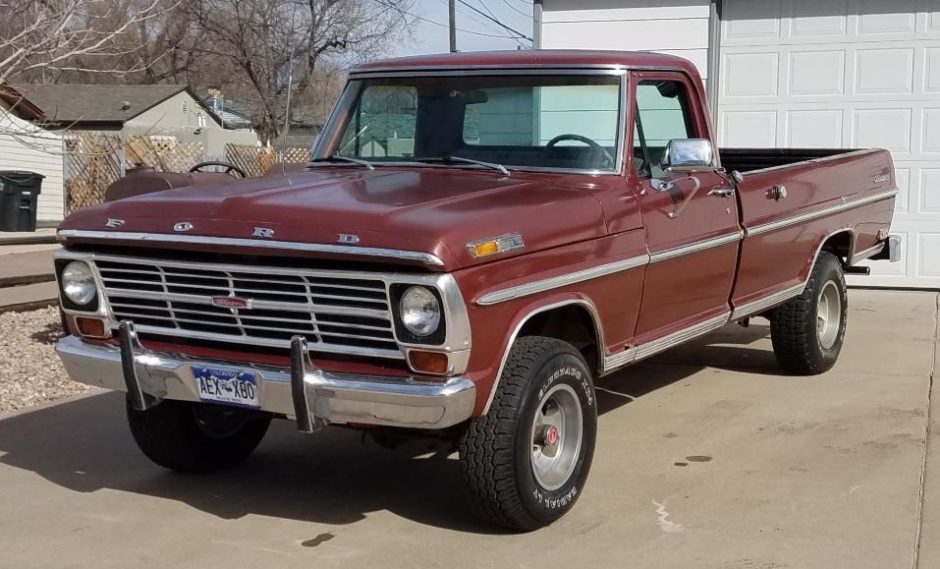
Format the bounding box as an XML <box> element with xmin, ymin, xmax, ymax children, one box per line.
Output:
<box><xmin>59</xmin><ymin>168</ymin><xmax>608</xmax><ymax>270</ymax></box>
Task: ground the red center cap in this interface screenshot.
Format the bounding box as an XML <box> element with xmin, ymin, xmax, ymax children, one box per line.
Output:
<box><xmin>544</xmin><ymin>426</ymin><xmax>559</xmax><ymax>446</ymax></box>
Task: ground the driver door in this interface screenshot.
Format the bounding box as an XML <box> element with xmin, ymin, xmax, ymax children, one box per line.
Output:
<box><xmin>630</xmin><ymin>72</ymin><xmax>741</xmax><ymax>343</ymax></box>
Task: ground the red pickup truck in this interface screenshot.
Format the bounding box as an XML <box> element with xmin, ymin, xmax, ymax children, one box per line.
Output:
<box><xmin>54</xmin><ymin>50</ymin><xmax>899</xmax><ymax>530</ymax></box>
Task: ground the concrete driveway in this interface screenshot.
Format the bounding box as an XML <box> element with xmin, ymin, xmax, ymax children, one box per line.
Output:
<box><xmin>0</xmin><ymin>290</ymin><xmax>937</xmax><ymax>569</ymax></box>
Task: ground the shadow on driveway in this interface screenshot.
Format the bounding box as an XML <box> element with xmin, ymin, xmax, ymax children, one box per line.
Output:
<box><xmin>0</xmin><ymin>323</ymin><xmax>783</xmax><ymax>533</ymax></box>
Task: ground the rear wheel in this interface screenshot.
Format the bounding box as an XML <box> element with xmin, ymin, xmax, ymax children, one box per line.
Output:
<box><xmin>770</xmin><ymin>251</ymin><xmax>848</xmax><ymax>374</ymax></box>
<box><xmin>458</xmin><ymin>337</ymin><xmax>597</xmax><ymax>531</ymax></box>
<box><xmin>126</xmin><ymin>399</ymin><xmax>271</xmax><ymax>473</ymax></box>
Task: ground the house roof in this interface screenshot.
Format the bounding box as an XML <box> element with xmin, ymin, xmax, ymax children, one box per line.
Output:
<box><xmin>14</xmin><ymin>84</ymin><xmax>221</xmax><ymax>127</ymax></box>
<box><xmin>0</xmin><ymin>84</ymin><xmax>45</xmax><ymax>121</ymax></box>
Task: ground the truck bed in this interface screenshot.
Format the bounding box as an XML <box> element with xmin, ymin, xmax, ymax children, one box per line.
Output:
<box><xmin>720</xmin><ymin>148</ymin><xmax>854</xmax><ymax>173</ymax></box>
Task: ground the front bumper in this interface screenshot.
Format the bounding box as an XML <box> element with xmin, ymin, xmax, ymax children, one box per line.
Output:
<box><xmin>55</xmin><ymin>323</ymin><xmax>476</xmax><ymax>431</ymax></box>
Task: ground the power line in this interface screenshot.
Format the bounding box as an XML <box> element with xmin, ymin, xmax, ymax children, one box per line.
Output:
<box><xmin>455</xmin><ymin>0</ymin><xmax>533</xmax><ymax>41</ymax></box>
<box><xmin>500</xmin><ymin>0</ymin><xmax>531</xmax><ymax>19</ymax></box>
<box><xmin>435</xmin><ymin>0</ymin><xmax>527</xmax><ymax>46</ymax></box>
<box><xmin>473</xmin><ymin>0</ymin><xmax>526</xmax><ymax>48</ymax></box>
<box><xmin>457</xmin><ymin>0</ymin><xmax>532</xmax><ymax>41</ymax></box>
<box><xmin>372</xmin><ymin>0</ymin><xmax>516</xmax><ymax>39</ymax></box>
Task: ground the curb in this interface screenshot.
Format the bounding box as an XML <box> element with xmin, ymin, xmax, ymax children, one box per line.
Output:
<box><xmin>0</xmin><ymin>274</ymin><xmax>55</xmax><ymax>288</ymax></box>
<box><xmin>0</xmin><ymin>297</ymin><xmax>57</xmax><ymax>314</ymax></box>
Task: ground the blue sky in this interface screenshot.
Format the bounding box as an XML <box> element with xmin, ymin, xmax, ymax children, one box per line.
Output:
<box><xmin>390</xmin><ymin>0</ymin><xmax>535</xmax><ymax>56</ymax></box>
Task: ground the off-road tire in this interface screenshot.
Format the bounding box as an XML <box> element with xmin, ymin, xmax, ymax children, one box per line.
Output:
<box><xmin>458</xmin><ymin>337</ymin><xmax>597</xmax><ymax>531</ymax></box>
<box><xmin>126</xmin><ymin>399</ymin><xmax>271</xmax><ymax>473</ymax></box>
<box><xmin>770</xmin><ymin>251</ymin><xmax>848</xmax><ymax>375</ymax></box>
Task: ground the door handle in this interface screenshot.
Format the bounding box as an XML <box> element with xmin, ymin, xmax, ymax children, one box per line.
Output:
<box><xmin>709</xmin><ymin>187</ymin><xmax>734</xmax><ymax>198</ymax></box>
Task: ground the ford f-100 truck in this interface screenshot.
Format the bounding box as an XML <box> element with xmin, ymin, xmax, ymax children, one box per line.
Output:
<box><xmin>53</xmin><ymin>50</ymin><xmax>900</xmax><ymax>530</ymax></box>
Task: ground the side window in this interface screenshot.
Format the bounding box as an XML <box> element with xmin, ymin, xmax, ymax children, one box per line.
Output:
<box><xmin>633</xmin><ymin>80</ymin><xmax>695</xmax><ymax>178</ymax></box>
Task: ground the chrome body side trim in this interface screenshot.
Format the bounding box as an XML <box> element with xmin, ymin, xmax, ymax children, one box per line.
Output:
<box><xmin>56</xmin><ymin>334</ymin><xmax>476</xmax><ymax>430</ymax></box>
<box><xmin>730</xmin><ymin>283</ymin><xmax>805</xmax><ymax>320</ymax></box>
<box><xmin>649</xmin><ymin>231</ymin><xmax>743</xmax><ymax>264</ymax></box>
<box><xmin>57</xmin><ymin>230</ymin><xmax>446</xmax><ymax>267</ymax></box>
<box><xmin>601</xmin><ymin>313</ymin><xmax>729</xmax><ymax>375</ymax></box>
<box><xmin>745</xmin><ymin>189</ymin><xmax>898</xmax><ymax>237</ymax></box>
<box><xmin>476</xmin><ymin>232</ymin><xmax>742</xmax><ymax>306</ymax></box>
<box><xmin>481</xmin><ymin>299</ymin><xmax>605</xmax><ymax>415</ymax></box>
<box><xmin>850</xmin><ymin>242</ymin><xmax>887</xmax><ymax>266</ymax></box>
<box><xmin>476</xmin><ymin>253</ymin><xmax>649</xmax><ymax>306</ymax></box>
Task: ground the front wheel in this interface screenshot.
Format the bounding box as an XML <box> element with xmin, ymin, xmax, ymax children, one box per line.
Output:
<box><xmin>770</xmin><ymin>251</ymin><xmax>848</xmax><ymax>374</ymax></box>
<box><xmin>458</xmin><ymin>337</ymin><xmax>597</xmax><ymax>531</ymax></box>
<box><xmin>126</xmin><ymin>399</ymin><xmax>271</xmax><ymax>473</ymax></box>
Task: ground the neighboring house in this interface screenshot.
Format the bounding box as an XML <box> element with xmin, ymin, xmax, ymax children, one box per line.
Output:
<box><xmin>535</xmin><ymin>0</ymin><xmax>940</xmax><ymax>289</ymax></box>
<box><xmin>203</xmin><ymin>92</ymin><xmax>255</xmax><ymax>131</ymax></box>
<box><xmin>0</xmin><ymin>85</ymin><xmax>65</xmax><ymax>227</ymax></box>
<box><xmin>16</xmin><ymin>84</ymin><xmax>258</xmax><ymax>157</ymax></box>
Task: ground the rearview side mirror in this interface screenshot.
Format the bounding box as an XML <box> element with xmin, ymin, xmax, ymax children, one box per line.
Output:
<box><xmin>661</xmin><ymin>138</ymin><xmax>716</xmax><ymax>173</ymax></box>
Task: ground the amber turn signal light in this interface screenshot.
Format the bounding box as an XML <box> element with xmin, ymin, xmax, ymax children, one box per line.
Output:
<box><xmin>76</xmin><ymin>317</ymin><xmax>107</xmax><ymax>338</ymax></box>
<box><xmin>408</xmin><ymin>350</ymin><xmax>449</xmax><ymax>375</ymax></box>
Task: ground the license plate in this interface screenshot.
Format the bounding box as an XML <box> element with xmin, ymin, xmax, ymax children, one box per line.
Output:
<box><xmin>193</xmin><ymin>366</ymin><xmax>260</xmax><ymax>408</ymax></box>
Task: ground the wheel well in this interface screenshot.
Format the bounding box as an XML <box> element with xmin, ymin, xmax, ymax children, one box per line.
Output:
<box><xmin>517</xmin><ymin>305</ymin><xmax>600</xmax><ymax>375</ymax></box>
<box><xmin>820</xmin><ymin>231</ymin><xmax>852</xmax><ymax>265</ymax></box>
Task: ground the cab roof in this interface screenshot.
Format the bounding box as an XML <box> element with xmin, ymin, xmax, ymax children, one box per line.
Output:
<box><xmin>352</xmin><ymin>49</ymin><xmax>700</xmax><ymax>74</ymax></box>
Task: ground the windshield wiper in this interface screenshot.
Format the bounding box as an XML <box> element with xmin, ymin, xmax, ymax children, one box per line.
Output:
<box><xmin>308</xmin><ymin>155</ymin><xmax>375</xmax><ymax>170</ymax></box>
<box><xmin>413</xmin><ymin>155</ymin><xmax>509</xmax><ymax>177</ymax></box>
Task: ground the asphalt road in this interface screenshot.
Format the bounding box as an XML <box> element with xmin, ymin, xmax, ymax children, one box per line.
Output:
<box><xmin>0</xmin><ymin>290</ymin><xmax>937</xmax><ymax>569</ymax></box>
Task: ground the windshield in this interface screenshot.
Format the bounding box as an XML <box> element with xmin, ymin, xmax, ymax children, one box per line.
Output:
<box><xmin>319</xmin><ymin>74</ymin><xmax>623</xmax><ymax>172</ymax></box>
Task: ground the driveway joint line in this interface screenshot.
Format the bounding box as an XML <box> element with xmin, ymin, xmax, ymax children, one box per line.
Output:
<box><xmin>910</xmin><ymin>292</ymin><xmax>939</xmax><ymax>569</ymax></box>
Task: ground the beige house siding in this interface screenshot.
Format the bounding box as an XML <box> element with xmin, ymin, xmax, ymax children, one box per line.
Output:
<box><xmin>124</xmin><ymin>91</ymin><xmax>258</xmax><ymax>156</ymax></box>
<box><xmin>0</xmin><ymin>102</ymin><xmax>65</xmax><ymax>225</ymax></box>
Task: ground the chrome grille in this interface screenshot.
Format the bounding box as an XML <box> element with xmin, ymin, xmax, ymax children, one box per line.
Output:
<box><xmin>93</xmin><ymin>258</ymin><xmax>401</xmax><ymax>358</ymax></box>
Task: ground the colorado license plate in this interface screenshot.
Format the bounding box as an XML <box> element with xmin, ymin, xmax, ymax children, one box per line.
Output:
<box><xmin>193</xmin><ymin>366</ymin><xmax>260</xmax><ymax>408</ymax></box>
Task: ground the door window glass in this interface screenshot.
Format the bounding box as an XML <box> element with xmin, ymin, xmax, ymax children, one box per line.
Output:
<box><xmin>633</xmin><ymin>80</ymin><xmax>696</xmax><ymax>177</ymax></box>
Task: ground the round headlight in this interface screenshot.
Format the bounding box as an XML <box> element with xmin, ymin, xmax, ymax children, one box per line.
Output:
<box><xmin>61</xmin><ymin>261</ymin><xmax>97</xmax><ymax>306</ymax></box>
<box><xmin>399</xmin><ymin>286</ymin><xmax>441</xmax><ymax>337</ymax></box>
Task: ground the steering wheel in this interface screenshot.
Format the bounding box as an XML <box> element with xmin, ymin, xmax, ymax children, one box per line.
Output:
<box><xmin>189</xmin><ymin>161</ymin><xmax>248</xmax><ymax>179</ymax></box>
<box><xmin>546</xmin><ymin>133</ymin><xmax>616</xmax><ymax>169</ymax></box>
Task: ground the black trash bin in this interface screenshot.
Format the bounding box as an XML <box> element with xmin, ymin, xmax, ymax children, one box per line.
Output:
<box><xmin>0</xmin><ymin>171</ymin><xmax>44</xmax><ymax>232</ymax></box>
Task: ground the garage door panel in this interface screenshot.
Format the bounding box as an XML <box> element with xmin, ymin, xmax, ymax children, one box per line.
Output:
<box><xmin>722</xmin><ymin>53</ymin><xmax>780</xmax><ymax>97</ymax></box>
<box><xmin>854</xmin><ymin>48</ymin><xmax>915</xmax><ymax>94</ymax></box>
<box><xmin>919</xmin><ymin>169</ymin><xmax>940</xmax><ymax>212</ymax></box>
<box><xmin>852</xmin><ymin>108</ymin><xmax>912</xmax><ymax>154</ymax></box>
<box><xmin>894</xmin><ymin>167</ymin><xmax>912</xmax><ymax>213</ymax></box>
<box><xmin>719</xmin><ymin>111</ymin><xmax>778</xmax><ymax>147</ymax></box>
<box><xmin>921</xmin><ymin>108</ymin><xmax>940</xmax><ymax>153</ymax></box>
<box><xmin>790</xmin><ymin>0</ymin><xmax>848</xmax><ymax>37</ymax></box>
<box><xmin>918</xmin><ymin>233</ymin><xmax>940</xmax><ymax>278</ymax></box>
<box><xmin>724</xmin><ymin>0</ymin><xmax>782</xmax><ymax>41</ymax></box>
<box><xmin>718</xmin><ymin>0</ymin><xmax>939</xmax><ymax>287</ymax></box>
<box><xmin>789</xmin><ymin>50</ymin><xmax>846</xmax><ymax>95</ymax></box>
<box><xmin>784</xmin><ymin>109</ymin><xmax>843</xmax><ymax>147</ymax></box>
<box><xmin>858</xmin><ymin>1</ymin><xmax>917</xmax><ymax>35</ymax></box>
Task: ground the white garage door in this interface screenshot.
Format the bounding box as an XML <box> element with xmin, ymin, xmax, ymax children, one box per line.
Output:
<box><xmin>716</xmin><ymin>0</ymin><xmax>940</xmax><ymax>288</ymax></box>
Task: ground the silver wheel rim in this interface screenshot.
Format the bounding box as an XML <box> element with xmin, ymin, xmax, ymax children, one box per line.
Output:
<box><xmin>530</xmin><ymin>383</ymin><xmax>583</xmax><ymax>491</ymax></box>
<box><xmin>817</xmin><ymin>280</ymin><xmax>842</xmax><ymax>350</ymax></box>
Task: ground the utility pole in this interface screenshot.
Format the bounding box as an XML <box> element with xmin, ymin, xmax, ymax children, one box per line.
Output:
<box><xmin>449</xmin><ymin>0</ymin><xmax>457</xmax><ymax>52</ymax></box>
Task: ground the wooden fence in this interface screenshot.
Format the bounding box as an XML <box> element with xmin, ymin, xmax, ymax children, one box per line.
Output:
<box><xmin>64</xmin><ymin>134</ymin><xmax>205</xmax><ymax>213</ymax></box>
<box><xmin>224</xmin><ymin>144</ymin><xmax>309</xmax><ymax>177</ymax></box>
<box><xmin>64</xmin><ymin>135</ymin><xmax>308</xmax><ymax>214</ymax></box>
<box><xmin>63</xmin><ymin>134</ymin><xmax>125</xmax><ymax>213</ymax></box>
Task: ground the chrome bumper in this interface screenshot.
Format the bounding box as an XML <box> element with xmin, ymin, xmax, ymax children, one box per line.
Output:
<box><xmin>55</xmin><ymin>323</ymin><xmax>476</xmax><ymax>431</ymax></box>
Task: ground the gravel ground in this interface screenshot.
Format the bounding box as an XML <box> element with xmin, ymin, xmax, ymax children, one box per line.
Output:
<box><xmin>0</xmin><ymin>307</ymin><xmax>89</xmax><ymax>414</ymax></box>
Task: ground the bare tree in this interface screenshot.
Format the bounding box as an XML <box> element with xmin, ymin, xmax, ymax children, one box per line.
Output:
<box><xmin>0</xmin><ymin>0</ymin><xmax>178</xmax><ymax>86</ymax></box>
<box><xmin>186</xmin><ymin>0</ymin><xmax>413</xmax><ymax>144</ymax></box>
